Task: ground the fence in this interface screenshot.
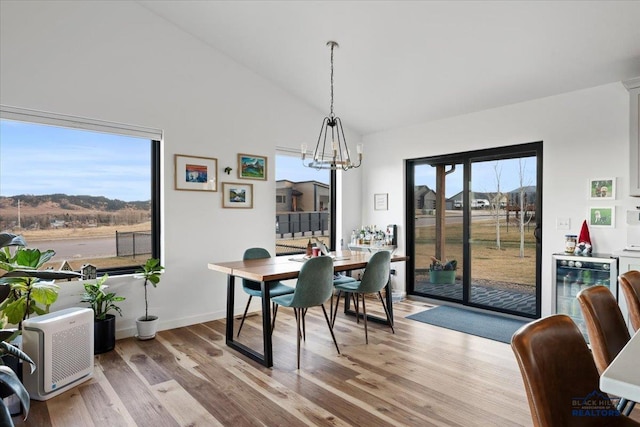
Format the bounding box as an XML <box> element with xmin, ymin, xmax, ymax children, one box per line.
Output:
<box><xmin>276</xmin><ymin>212</ymin><xmax>329</xmax><ymax>238</ymax></box>
<box><xmin>115</xmin><ymin>231</ymin><xmax>152</xmax><ymax>258</ymax></box>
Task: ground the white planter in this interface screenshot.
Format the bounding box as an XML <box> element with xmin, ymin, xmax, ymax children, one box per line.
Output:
<box><xmin>136</xmin><ymin>315</ymin><xmax>159</xmax><ymax>340</ymax></box>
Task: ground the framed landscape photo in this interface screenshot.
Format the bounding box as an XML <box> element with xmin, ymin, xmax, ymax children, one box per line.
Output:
<box><xmin>374</xmin><ymin>193</ymin><xmax>388</xmax><ymax>211</ymax></box>
<box><xmin>589</xmin><ymin>177</ymin><xmax>615</xmax><ymax>200</ymax></box>
<box><xmin>222</xmin><ymin>182</ymin><xmax>253</xmax><ymax>208</ymax></box>
<box><xmin>175</xmin><ymin>154</ymin><xmax>217</xmax><ymax>192</ymax></box>
<box><xmin>588</xmin><ymin>206</ymin><xmax>615</xmax><ymax>228</ymax></box>
<box><xmin>238</xmin><ymin>153</ymin><xmax>267</xmax><ymax>180</ymax></box>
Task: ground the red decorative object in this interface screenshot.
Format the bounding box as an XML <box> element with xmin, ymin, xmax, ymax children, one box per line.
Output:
<box><xmin>578</xmin><ymin>220</ymin><xmax>592</xmax><ymax>245</ymax></box>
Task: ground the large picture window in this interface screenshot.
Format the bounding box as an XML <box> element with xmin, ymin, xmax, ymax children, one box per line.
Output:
<box><xmin>0</xmin><ymin>106</ymin><xmax>161</xmax><ymax>275</ymax></box>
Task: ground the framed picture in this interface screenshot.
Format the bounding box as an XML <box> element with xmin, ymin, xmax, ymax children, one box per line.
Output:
<box><xmin>374</xmin><ymin>193</ymin><xmax>388</xmax><ymax>211</ymax></box>
<box><xmin>238</xmin><ymin>153</ymin><xmax>267</xmax><ymax>180</ymax></box>
<box><xmin>222</xmin><ymin>182</ymin><xmax>253</xmax><ymax>209</ymax></box>
<box><xmin>589</xmin><ymin>178</ymin><xmax>615</xmax><ymax>200</ymax></box>
<box><xmin>588</xmin><ymin>207</ymin><xmax>615</xmax><ymax>228</ymax></box>
<box><xmin>175</xmin><ymin>154</ymin><xmax>217</xmax><ymax>192</ymax></box>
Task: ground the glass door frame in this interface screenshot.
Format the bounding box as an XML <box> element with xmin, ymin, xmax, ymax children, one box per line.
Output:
<box><xmin>405</xmin><ymin>141</ymin><xmax>543</xmax><ymax>319</ymax></box>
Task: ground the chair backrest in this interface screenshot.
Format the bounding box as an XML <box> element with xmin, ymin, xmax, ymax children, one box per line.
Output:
<box><xmin>619</xmin><ymin>270</ymin><xmax>640</xmax><ymax>332</ymax></box>
<box><xmin>511</xmin><ymin>314</ymin><xmax>618</xmax><ymax>427</ymax></box>
<box><xmin>358</xmin><ymin>250</ymin><xmax>391</xmax><ymax>293</ymax></box>
<box><xmin>577</xmin><ymin>285</ymin><xmax>630</xmax><ymax>374</ymax></box>
<box><xmin>289</xmin><ymin>256</ymin><xmax>334</xmax><ymax>308</ymax></box>
<box><xmin>242</xmin><ymin>247</ymin><xmax>271</xmax><ymax>291</ymax></box>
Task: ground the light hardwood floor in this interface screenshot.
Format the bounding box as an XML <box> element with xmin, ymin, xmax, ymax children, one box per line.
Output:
<box><xmin>13</xmin><ymin>299</ymin><xmax>640</xmax><ymax>426</ymax></box>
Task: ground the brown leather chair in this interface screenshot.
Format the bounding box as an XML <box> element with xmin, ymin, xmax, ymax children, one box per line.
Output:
<box><xmin>619</xmin><ymin>270</ymin><xmax>640</xmax><ymax>332</ymax></box>
<box><xmin>577</xmin><ymin>285</ymin><xmax>631</xmax><ymax>374</ymax></box>
<box><xmin>511</xmin><ymin>314</ymin><xmax>640</xmax><ymax>427</ymax></box>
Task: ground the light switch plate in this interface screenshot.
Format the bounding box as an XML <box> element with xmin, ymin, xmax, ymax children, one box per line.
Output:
<box><xmin>556</xmin><ymin>217</ymin><xmax>571</xmax><ymax>230</ymax></box>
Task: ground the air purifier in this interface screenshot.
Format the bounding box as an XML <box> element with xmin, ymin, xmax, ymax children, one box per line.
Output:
<box><xmin>21</xmin><ymin>307</ymin><xmax>94</xmax><ymax>400</ymax></box>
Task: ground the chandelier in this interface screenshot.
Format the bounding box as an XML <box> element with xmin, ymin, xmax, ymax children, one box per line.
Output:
<box><xmin>302</xmin><ymin>41</ymin><xmax>362</xmax><ymax>170</ymax></box>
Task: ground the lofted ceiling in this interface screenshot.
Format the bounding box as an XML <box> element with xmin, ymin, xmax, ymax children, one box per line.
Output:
<box><xmin>138</xmin><ymin>1</ymin><xmax>640</xmax><ymax>135</ymax></box>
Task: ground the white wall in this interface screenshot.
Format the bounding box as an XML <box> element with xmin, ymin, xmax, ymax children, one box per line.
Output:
<box><xmin>0</xmin><ymin>1</ymin><xmax>362</xmax><ymax>337</ymax></box>
<box><xmin>361</xmin><ymin>82</ymin><xmax>633</xmax><ymax>316</ymax></box>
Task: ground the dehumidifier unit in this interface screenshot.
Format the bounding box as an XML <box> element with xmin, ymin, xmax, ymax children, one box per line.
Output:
<box><xmin>22</xmin><ymin>307</ymin><xmax>94</xmax><ymax>400</ymax></box>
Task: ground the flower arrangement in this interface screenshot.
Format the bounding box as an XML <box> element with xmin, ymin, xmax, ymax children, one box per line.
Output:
<box><xmin>429</xmin><ymin>256</ymin><xmax>457</xmax><ymax>271</ymax></box>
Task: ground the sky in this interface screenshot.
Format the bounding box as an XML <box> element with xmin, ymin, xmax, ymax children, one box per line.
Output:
<box><xmin>276</xmin><ymin>154</ymin><xmax>330</xmax><ymax>184</ymax></box>
<box><xmin>414</xmin><ymin>156</ymin><xmax>537</xmax><ymax>198</ymax></box>
<box><xmin>0</xmin><ymin>119</ymin><xmax>151</xmax><ymax>202</ymax></box>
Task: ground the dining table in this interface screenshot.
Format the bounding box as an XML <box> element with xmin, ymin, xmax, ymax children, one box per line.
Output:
<box><xmin>208</xmin><ymin>250</ymin><xmax>408</xmax><ymax>368</ymax></box>
<box><xmin>600</xmin><ymin>329</ymin><xmax>640</xmax><ymax>405</ymax></box>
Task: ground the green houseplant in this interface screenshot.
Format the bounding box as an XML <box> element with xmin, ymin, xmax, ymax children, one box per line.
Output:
<box><xmin>134</xmin><ymin>258</ymin><xmax>164</xmax><ymax>340</ymax></box>
<box><xmin>0</xmin><ymin>233</ymin><xmax>80</xmax><ymax>327</ymax></box>
<box><xmin>81</xmin><ymin>274</ymin><xmax>125</xmax><ymax>354</ymax></box>
<box><xmin>429</xmin><ymin>256</ymin><xmax>457</xmax><ymax>284</ymax></box>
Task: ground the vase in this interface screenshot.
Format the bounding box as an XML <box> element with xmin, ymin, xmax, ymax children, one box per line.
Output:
<box><xmin>136</xmin><ymin>315</ymin><xmax>159</xmax><ymax>340</ymax></box>
<box><xmin>94</xmin><ymin>314</ymin><xmax>116</xmax><ymax>354</ymax></box>
<box><xmin>429</xmin><ymin>270</ymin><xmax>456</xmax><ymax>284</ymax></box>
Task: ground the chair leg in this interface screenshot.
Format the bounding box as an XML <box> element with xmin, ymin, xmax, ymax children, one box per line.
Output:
<box><xmin>361</xmin><ymin>293</ymin><xmax>368</xmax><ymax>344</ymax></box>
<box><xmin>353</xmin><ymin>293</ymin><xmax>360</xmax><ymax>324</ymax></box>
<box><xmin>321</xmin><ymin>304</ymin><xmax>340</xmax><ymax>355</ymax></box>
<box><xmin>237</xmin><ymin>295</ymin><xmax>252</xmax><ymax>337</ymax></box>
<box><xmin>378</xmin><ymin>291</ymin><xmax>395</xmax><ymax>334</ymax></box>
<box><xmin>302</xmin><ymin>308</ymin><xmax>307</xmax><ymax>342</ymax></box>
<box><xmin>331</xmin><ymin>290</ymin><xmax>343</xmax><ymax>327</ymax></box>
<box><xmin>271</xmin><ymin>302</ymin><xmax>279</xmax><ymax>334</ymax></box>
<box><xmin>623</xmin><ymin>401</ymin><xmax>635</xmax><ymax>416</ymax></box>
<box><xmin>294</xmin><ymin>308</ymin><xmax>301</xmax><ymax>369</ymax></box>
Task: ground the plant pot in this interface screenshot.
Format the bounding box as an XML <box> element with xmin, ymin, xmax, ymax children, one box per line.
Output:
<box><xmin>136</xmin><ymin>315</ymin><xmax>159</xmax><ymax>340</ymax></box>
<box><xmin>94</xmin><ymin>314</ymin><xmax>116</xmax><ymax>354</ymax></box>
<box><xmin>429</xmin><ymin>270</ymin><xmax>456</xmax><ymax>284</ymax></box>
<box><xmin>0</xmin><ymin>354</ymin><xmax>22</xmax><ymax>416</ymax></box>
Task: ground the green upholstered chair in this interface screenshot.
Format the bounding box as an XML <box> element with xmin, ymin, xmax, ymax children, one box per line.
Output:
<box><xmin>331</xmin><ymin>250</ymin><xmax>394</xmax><ymax>344</ymax></box>
<box><xmin>237</xmin><ymin>247</ymin><xmax>295</xmax><ymax>337</ymax></box>
<box><xmin>272</xmin><ymin>256</ymin><xmax>340</xmax><ymax>369</ymax></box>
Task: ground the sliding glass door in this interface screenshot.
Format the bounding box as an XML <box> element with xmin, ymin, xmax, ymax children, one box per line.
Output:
<box><xmin>406</xmin><ymin>142</ymin><xmax>542</xmax><ymax>318</ymax></box>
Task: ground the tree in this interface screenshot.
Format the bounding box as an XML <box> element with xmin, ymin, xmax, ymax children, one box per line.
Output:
<box><xmin>492</xmin><ymin>161</ymin><xmax>504</xmax><ymax>250</ymax></box>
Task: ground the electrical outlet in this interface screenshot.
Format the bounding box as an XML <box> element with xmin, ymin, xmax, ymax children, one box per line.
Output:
<box><xmin>556</xmin><ymin>217</ymin><xmax>571</xmax><ymax>230</ymax></box>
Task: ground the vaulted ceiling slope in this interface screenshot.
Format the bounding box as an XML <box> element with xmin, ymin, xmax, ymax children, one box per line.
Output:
<box><xmin>138</xmin><ymin>1</ymin><xmax>640</xmax><ymax>135</ymax></box>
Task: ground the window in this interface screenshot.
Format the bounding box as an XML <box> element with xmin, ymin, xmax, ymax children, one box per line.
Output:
<box><xmin>275</xmin><ymin>151</ymin><xmax>333</xmax><ymax>255</ymax></box>
<box><xmin>0</xmin><ymin>106</ymin><xmax>161</xmax><ymax>275</ymax></box>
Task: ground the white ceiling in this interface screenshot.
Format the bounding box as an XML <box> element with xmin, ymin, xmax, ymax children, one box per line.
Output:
<box><xmin>138</xmin><ymin>1</ymin><xmax>640</xmax><ymax>135</ymax></box>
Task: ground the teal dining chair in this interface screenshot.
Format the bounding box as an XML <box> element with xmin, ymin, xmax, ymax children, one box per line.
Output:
<box><xmin>331</xmin><ymin>250</ymin><xmax>394</xmax><ymax>344</ymax></box>
<box><xmin>237</xmin><ymin>247</ymin><xmax>295</xmax><ymax>337</ymax></box>
<box><xmin>272</xmin><ymin>256</ymin><xmax>340</xmax><ymax>369</ymax></box>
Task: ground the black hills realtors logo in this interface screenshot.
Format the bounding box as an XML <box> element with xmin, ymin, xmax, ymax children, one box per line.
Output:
<box><xmin>572</xmin><ymin>390</ymin><xmax>621</xmax><ymax>418</ymax></box>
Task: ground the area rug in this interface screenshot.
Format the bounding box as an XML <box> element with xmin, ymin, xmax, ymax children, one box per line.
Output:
<box><xmin>406</xmin><ymin>305</ymin><xmax>530</xmax><ymax>344</ymax></box>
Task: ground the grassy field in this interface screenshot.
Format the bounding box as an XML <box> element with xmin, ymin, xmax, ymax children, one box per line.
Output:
<box><xmin>415</xmin><ymin>216</ymin><xmax>537</xmax><ymax>287</ymax></box>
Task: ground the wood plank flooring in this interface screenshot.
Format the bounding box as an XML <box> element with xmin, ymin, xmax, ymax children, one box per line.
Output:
<box><xmin>13</xmin><ymin>299</ymin><xmax>640</xmax><ymax>426</ymax></box>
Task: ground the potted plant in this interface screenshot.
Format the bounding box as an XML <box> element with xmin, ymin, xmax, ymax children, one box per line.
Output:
<box><xmin>81</xmin><ymin>274</ymin><xmax>125</xmax><ymax>354</ymax></box>
<box><xmin>134</xmin><ymin>258</ymin><xmax>164</xmax><ymax>340</ymax></box>
<box><xmin>0</xmin><ymin>320</ymin><xmax>35</xmax><ymax>426</ymax></box>
<box><xmin>0</xmin><ymin>233</ymin><xmax>80</xmax><ymax>328</ymax></box>
<box><xmin>429</xmin><ymin>256</ymin><xmax>457</xmax><ymax>284</ymax></box>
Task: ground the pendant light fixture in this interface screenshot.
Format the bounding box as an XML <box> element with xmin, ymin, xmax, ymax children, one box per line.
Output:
<box><xmin>301</xmin><ymin>41</ymin><xmax>362</xmax><ymax>170</ymax></box>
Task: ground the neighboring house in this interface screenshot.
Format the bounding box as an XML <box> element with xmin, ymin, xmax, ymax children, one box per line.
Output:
<box><xmin>276</xmin><ymin>180</ymin><xmax>329</xmax><ymax>212</ymax></box>
<box><xmin>415</xmin><ymin>185</ymin><xmax>436</xmax><ymax>210</ymax></box>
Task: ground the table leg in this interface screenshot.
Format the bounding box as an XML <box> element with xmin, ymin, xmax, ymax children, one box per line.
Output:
<box><xmin>261</xmin><ymin>281</ymin><xmax>273</xmax><ymax>367</ymax></box>
<box><xmin>225</xmin><ymin>274</ymin><xmax>273</xmax><ymax>368</ymax></box>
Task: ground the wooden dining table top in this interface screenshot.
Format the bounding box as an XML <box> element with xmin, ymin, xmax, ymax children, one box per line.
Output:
<box><xmin>208</xmin><ymin>250</ymin><xmax>408</xmax><ymax>282</ymax></box>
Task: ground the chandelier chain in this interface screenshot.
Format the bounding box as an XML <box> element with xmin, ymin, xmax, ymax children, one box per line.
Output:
<box><xmin>329</xmin><ymin>43</ymin><xmax>335</xmax><ymax>117</ymax></box>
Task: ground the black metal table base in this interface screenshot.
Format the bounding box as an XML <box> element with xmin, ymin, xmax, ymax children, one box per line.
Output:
<box><xmin>225</xmin><ymin>275</ymin><xmax>273</xmax><ymax>368</ymax></box>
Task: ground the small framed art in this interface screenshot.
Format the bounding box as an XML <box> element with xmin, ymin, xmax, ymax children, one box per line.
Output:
<box><xmin>238</xmin><ymin>153</ymin><xmax>267</xmax><ymax>180</ymax></box>
<box><xmin>589</xmin><ymin>178</ymin><xmax>615</xmax><ymax>200</ymax></box>
<box><xmin>222</xmin><ymin>182</ymin><xmax>253</xmax><ymax>208</ymax></box>
<box><xmin>175</xmin><ymin>154</ymin><xmax>217</xmax><ymax>192</ymax></box>
<box><xmin>374</xmin><ymin>193</ymin><xmax>388</xmax><ymax>211</ymax></box>
<box><xmin>588</xmin><ymin>207</ymin><xmax>615</xmax><ymax>228</ymax></box>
